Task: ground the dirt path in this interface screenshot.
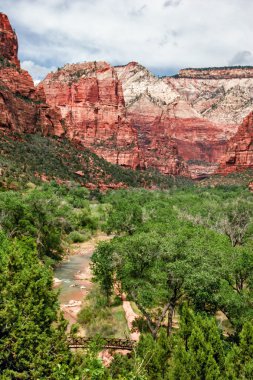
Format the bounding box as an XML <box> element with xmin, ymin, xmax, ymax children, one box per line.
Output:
<box><xmin>121</xmin><ymin>295</ymin><xmax>140</xmax><ymax>341</ymax></box>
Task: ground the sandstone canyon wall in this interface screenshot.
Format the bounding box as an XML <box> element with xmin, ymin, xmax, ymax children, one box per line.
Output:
<box><xmin>39</xmin><ymin>62</ymin><xmax>188</xmax><ymax>175</ymax></box>
<box><xmin>116</xmin><ymin>62</ymin><xmax>253</xmax><ymax>177</ymax></box>
<box><xmin>218</xmin><ymin>112</ymin><xmax>253</xmax><ymax>174</ymax></box>
<box><xmin>0</xmin><ymin>13</ymin><xmax>19</xmax><ymax>67</ymax></box>
<box><xmin>39</xmin><ymin>62</ymin><xmax>140</xmax><ymax>169</ymax></box>
<box><xmin>1</xmin><ymin>11</ymin><xmax>253</xmax><ymax>179</ymax></box>
<box><xmin>40</xmin><ymin>62</ymin><xmax>188</xmax><ymax>175</ymax></box>
<box><xmin>0</xmin><ymin>13</ymin><xmax>63</xmax><ymax>136</ymax></box>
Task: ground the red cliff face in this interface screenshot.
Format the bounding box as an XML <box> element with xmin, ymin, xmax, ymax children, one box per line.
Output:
<box><xmin>0</xmin><ymin>13</ymin><xmax>20</xmax><ymax>67</ymax></box>
<box><xmin>218</xmin><ymin>112</ymin><xmax>253</xmax><ymax>174</ymax></box>
<box><xmin>2</xmin><ymin>12</ymin><xmax>253</xmax><ymax>179</ymax></box>
<box><xmin>116</xmin><ymin>63</ymin><xmax>253</xmax><ymax>178</ymax></box>
<box><xmin>39</xmin><ymin>62</ymin><xmax>140</xmax><ymax>168</ymax></box>
<box><xmin>0</xmin><ymin>13</ymin><xmax>63</xmax><ymax>136</ymax></box>
<box><xmin>0</xmin><ymin>13</ymin><xmax>187</xmax><ymax>176</ymax></box>
<box><xmin>40</xmin><ymin>62</ymin><xmax>188</xmax><ymax>175</ymax></box>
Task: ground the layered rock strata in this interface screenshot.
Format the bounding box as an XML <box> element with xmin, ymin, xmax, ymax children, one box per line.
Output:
<box><xmin>116</xmin><ymin>62</ymin><xmax>253</xmax><ymax>177</ymax></box>
<box><xmin>0</xmin><ymin>13</ymin><xmax>20</xmax><ymax>67</ymax></box>
<box><xmin>218</xmin><ymin>112</ymin><xmax>253</xmax><ymax>173</ymax></box>
<box><xmin>40</xmin><ymin>62</ymin><xmax>188</xmax><ymax>174</ymax></box>
<box><xmin>2</xmin><ymin>11</ymin><xmax>253</xmax><ymax>178</ymax></box>
<box><xmin>39</xmin><ymin>62</ymin><xmax>140</xmax><ymax>168</ymax></box>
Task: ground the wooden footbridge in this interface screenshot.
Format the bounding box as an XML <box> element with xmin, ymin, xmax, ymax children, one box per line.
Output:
<box><xmin>67</xmin><ymin>336</ymin><xmax>135</xmax><ymax>351</ymax></box>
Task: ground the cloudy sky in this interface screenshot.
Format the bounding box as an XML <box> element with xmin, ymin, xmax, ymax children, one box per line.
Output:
<box><xmin>1</xmin><ymin>0</ymin><xmax>252</xmax><ymax>82</ymax></box>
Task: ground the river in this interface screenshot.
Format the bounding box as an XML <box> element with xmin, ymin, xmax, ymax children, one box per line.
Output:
<box><xmin>54</xmin><ymin>233</ymin><xmax>113</xmax><ymax>326</ymax></box>
<box><xmin>54</xmin><ymin>233</ymin><xmax>140</xmax><ymax>342</ymax></box>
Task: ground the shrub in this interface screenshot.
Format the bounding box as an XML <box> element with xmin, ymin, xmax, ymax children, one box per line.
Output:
<box><xmin>78</xmin><ymin>307</ymin><xmax>94</xmax><ymax>324</ymax></box>
<box><xmin>68</xmin><ymin>231</ymin><xmax>87</xmax><ymax>243</ymax></box>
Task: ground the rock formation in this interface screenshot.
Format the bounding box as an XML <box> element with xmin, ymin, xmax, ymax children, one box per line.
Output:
<box><xmin>40</xmin><ymin>62</ymin><xmax>188</xmax><ymax>175</ymax></box>
<box><xmin>218</xmin><ymin>112</ymin><xmax>253</xmax><ymax>174</ymax></box>
<box><xmin>0</xmin><ymin>13</ymin><xmax>19</xmax><ymax>67</ymax></box>
<box><xmin>39</xmin><ymin>62</ymin><xmax>140</xmax><ymax>169</ymax></box>
<box><xmin>178</xmin><ymin>67</ymin><xmax>253</xmax><ymax>79</ymax></box>
<box><xmin>0</xmin><ymin>12</ymin><xmax>63</xmax><ymax>135</ymax></box>
<box><xmin>116</xmin><ymin>63</ymin><xmax>253</xmax><ymax>178</ymax></box>
<box><xmin>1</xmin><ymin>11</ymin><xmax>253</xmax><ymax>179</ymax></box>
<box><xmin>0</xmin><ymin>12</ymin><xmax>187</xmax><ymax>176</ymax></box>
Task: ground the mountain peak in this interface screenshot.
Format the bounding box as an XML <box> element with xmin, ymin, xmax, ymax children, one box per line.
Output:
<box><xmin>0</xmin><ymin>12</ymin><xmax>20</xmax><ymax>68</ymax></box>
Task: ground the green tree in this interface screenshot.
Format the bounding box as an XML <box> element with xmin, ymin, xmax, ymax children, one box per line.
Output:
<box><xmin>216</xmin><ymin>245</ymin><xmax>253</xmax><ymax>330</ymax></box>
<box><xmin>225</xmin><ymin>321</ymin><xmax>253</xmax><ymax>379</ymax></box>
<box><xmin>0</xmin><ymin>188</ymin><xmax>74</xmax><ymax>262</ymax></box>
<box><xmin>104</xmin><ymin>198</ymin><xmax>143</xmax><ymax>235</ymax></box>
<box><xmin>170</xmin><ymin>307</ymin><xmax>225</xmax><ymax>380</ymax></box>
<box><xmin>91</xmin><ymin>242</ymin><xmax>115</xmax><ymax>304</ymax></box>
<box><xmin>0</xmin><ymin>233</ymin><xmax>76</xmax><ymax>379</ymax></box>
<box><xmin>217</xmin><ymin>199</ymin><xmax>252</xmax><ymax>247</ymax></box>
<box><xmin>136</xmin><ymin>330</ymin><xmax>172</xmax><ymax>379</ymax></box>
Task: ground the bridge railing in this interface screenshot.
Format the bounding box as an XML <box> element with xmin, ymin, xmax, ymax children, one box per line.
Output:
<box><xmin>67</xmin><ymin>336</ymin><xmax>135</xmax><ymax>350</ymax></box>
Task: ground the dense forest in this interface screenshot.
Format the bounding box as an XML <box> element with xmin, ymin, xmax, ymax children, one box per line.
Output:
<box><xmin>91</xmin><ymin>186</ymin><xmax>253</xmax><ymax>379</ymax></box>
<box><xmin>1</xmin><ymin>166</ymin><xmax>253</xmax><ymax>379</ymax></box>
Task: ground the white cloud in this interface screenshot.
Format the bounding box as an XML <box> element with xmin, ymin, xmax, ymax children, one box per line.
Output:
<box><xmin>163</xmin><ymin>0</ymin><xmax>182</xmax><ymax>7</ymax></box>
<box><xmin>229</xmin><ymin>50</ymin><xmax>253</xmax><ymax>66</ymax></box>
<box><xmin>21</xmin><ymin>60</ymin><xmax>56</xmax><ymax>82</ymax></box>
<box><xmin>1</xmin><ymin>0</ymin><xmax>253</xmax><ymax>79</ymax></box>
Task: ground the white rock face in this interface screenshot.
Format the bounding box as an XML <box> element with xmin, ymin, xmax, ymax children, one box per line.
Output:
<box><xmin>115</xmin><ymin>62</ymin><xmax>179</xmax><ymax>108</ymax></box>
<box><xmin>166</xmin><ymin>77</ymin><xmax>253</xmax><ymax>126</ymax></box>
<box><xmin>116</xmin><ymin>62</ymin><xmax>253</xmax><ymax>130</ymax></box>
<box><xmin>115</xmin><ymin>63</ymin><xmax>253</xmax><ymax>177</ymax></box>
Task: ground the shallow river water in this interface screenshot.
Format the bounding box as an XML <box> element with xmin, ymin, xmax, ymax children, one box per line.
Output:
<box><xmin>54</xmin><ymin>254</ymin><xmax>92</xmax><ymax>305</ymax></box>
<box><xmin>54</xmin><ymin>235</ymin><xmax>140</xmax><ymax>342</ymax></box>
<box><xmin>53</xmin><ymin>234</ymin><xmax>113</xmax><ymax>325</ymax></box>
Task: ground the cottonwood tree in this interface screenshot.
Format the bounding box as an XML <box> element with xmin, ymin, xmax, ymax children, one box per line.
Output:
<box><xmin>91</xmin><ymin>241</ymin><xmax>115</xmax><ymax>304</ymax></box>
<box><xmin>216</xmin><ymin>199</ymin><xmax>252</xmax><ymax>247</ymax></box>
<box><xmin>92</xmin><ymin>225</ymin><xmax>221</xmax><ymax>339</ymax></box>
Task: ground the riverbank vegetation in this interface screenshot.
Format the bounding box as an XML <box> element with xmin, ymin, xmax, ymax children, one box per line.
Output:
<box><xmin>0</xmin><ymin>181</ymin><xmax>102</xmax><ymax>265</ymax></box>
<box><xmin>91</xmin><ymin>186</ymin><xmax>253</xmax><ymax>379</ymax></box>
<box><xmin>1</xmin><ymin>170</ymin><xmax>253</xmax><ymax>378</ymax></box>
<box><xmin>78</xmin><ymin>287</ymin><xmax>129</xmax><ymax>338</ymax></box>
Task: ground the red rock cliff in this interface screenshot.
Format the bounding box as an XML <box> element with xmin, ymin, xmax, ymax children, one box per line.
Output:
<box><xmin>0</xmin><ymin>13</ymin><xmax>63</xmax><ymax>136</ymax></box>
<box><xmin>116</xmin><ymin>62</ymin><xmax>253</xmax><ymax>178</ymax></box>
<box><xmin>0</xmin><ymin>13</ymin><xmax>187</xmax><ymax>176</ymax></box>
<box><xmin>218</xmin><ymin>112</ymin><xmax>253</xmax><ymax>174</ymax></box>
<box><xmin>3</xmin><ymin>12</ymin><xmax>253</xmax><ymax>179</ymax></box>
<box><xmin>40</xmin><ymin>62</ymin><xmax>188</xmax><ymax>175</ymax></box>
<box><xmin>0</xmin><ymin>13</ymin><xmax>20</xmax><ymax>67</ymax></box>
<box><xmin>39</xmin><ymin>62</ymin><xmax>141</xmax><ymax>168</ymax></box>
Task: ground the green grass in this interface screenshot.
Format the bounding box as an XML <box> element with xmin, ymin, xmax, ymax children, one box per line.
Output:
<box><xmin>110</xmin><ymin>306</ymin><xmax>130</xmax><ymax>339</ymax></box>
<box><xmin>130</xmin><ymin>302</ymin><xmax>141</xmax><ymax>316</ymax></box>
<box><xmin>77</xmin><ymin>287</ymin><xmax>129</xmax><ymax>338</ymax></box>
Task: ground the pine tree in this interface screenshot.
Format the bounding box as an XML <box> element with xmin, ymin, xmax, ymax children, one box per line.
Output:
<box><xmin>225</xmin><ymin>321</ymin><xmax>253</xmax><ymax>379</ymax></box>
<box><xmin>170</xmin><ymin>307</ymin><xmax>225</xmax><ymax>380</ymax></box>
<box><xmin>0</xmin><ymin>233</ymin><xmax>76</xmax><ymax>379</ymax></box>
